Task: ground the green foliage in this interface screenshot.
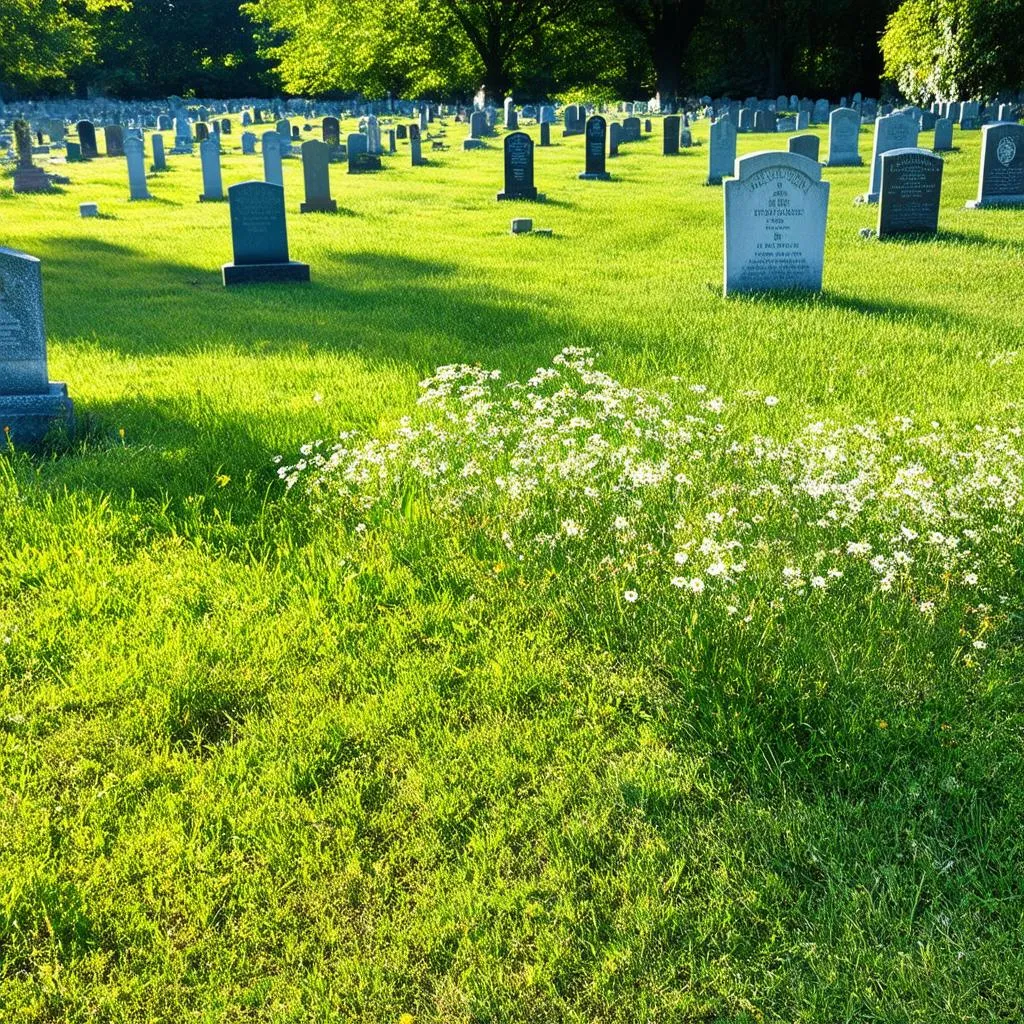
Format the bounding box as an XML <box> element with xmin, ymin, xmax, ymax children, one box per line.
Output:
<box><xmin>881</xmin><ymin>0</ymin><xmax>1024</xmax><ymax>101</ymax></box>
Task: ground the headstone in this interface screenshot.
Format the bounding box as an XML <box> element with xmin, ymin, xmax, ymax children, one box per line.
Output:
<box><xmin>322</xmin><ymin>116</ymin><xmax>340</xmax><ymax>147</ymax></box>
<box><xmin>966</xmin><ymin>123</ymin><xmax>1024</xmax><ymax>208</ymax></box>
<box><xmin>276</xmin><ymin>119</ymin><xmax>291</xmax><ymax>139</ymax></box>
<box><xmin>12</xmin><ymin>122</ymin><xmax>50</xmax><ymax>193</ymax></box>
<box><xmin>580</xmin><ymin>115</ymin><xmax>610</xmax><ymax>180</ymax></box>
<box><xmin>158</xmin><ymin>114</ymin><xmax>172</xmax><ymax>130</ymax></box>
<box><xmin>933</xmin><ymin>117</ymin><xmax>953</xmax><ymax>152</ymax></box>
<box><xmin>125</xmin><ymin>136</ymin><xmax>151</xmax><ymax>200</ymax></box>
<box><xmin>80</xmin><ymin>203</ymin><xmax>98</xmax><ymax>217</ymax></box>
<box><xmin>241</xmin><ymin>131</ymin><xmax>256</xmax><ymax>155</ymax></box>
<box><xmin>540</xmin><ymin>121</ymin><xmax>551</xmax><ymax>147</ymax></box>
<box><xmin>497</xmin><ymin>131</ymin><xmax>538</xmax><ymax>201</ymax></box>
<box><xmin>65</xmin><ymin>141</ymin><xmax>82</xmax><ymax>162</ymax></box>
<box><xmin>222</xmin><ymin>181</ymin><xmax>310</xmax><ymax>286</ymax></box>
<box><xmin>724</xmin><ymin>151</ymin><xmax>829</xmax><ymax>296</ymax></box>
<box><xmin>0</xmin><ymin>249</ymin><xmax>73</xmax><ymax>445</ymax></box>
<box><xmin>663</xmin><ymin>115</ymin><xmax>680</xmax><ymax>155</ymax></box>
<box><xmin>464</xmin><ymin>111</ymin><xmax>487</xmax><ymax>150</ymax></box>
<box><xmin>877</xmin><ymin>148</ymin><xmax>943</xmax><ymax>237</ymax></box>
<box><xmin>150</xmin><ymin>133</ymin><xmax>166</xmax><ymax>171</ymax></box>
<box><xmin>510</xmin><ymin>217</ymin><xmax>532</xmax><ymax>234</ymax></box>
<box><xmin>199</xmin><ymin>135</ymin><xmax>224</xmax><ymax>201</ymax></box>
<box><xmin>347</xmin><ymin>132</ymin><xmax>381</xmax><ymax>172</ymax></box>
<box><xmin>997</xmin><ymin>104</ymin><xmax>1016</xmax><ymax>124</ymax></box>
<box><xmin>220</xmin><ymin>118</ymin><xmax>231</xmax><ymax>135</ymax></box>
<box><xmin>262</xmin><ymin>131</ymin><xmax>284</xmax><ymax>186</ymax></box>
<box><xmin>104</xmin><ymin>125</ymin><xmax>124</xmax><ymax>157</ymax></box>
<box><xmin>609</xmin><ymin>121</ymin><xmax>622</xmax><ymax>157</ymax></box>
<box><xmin>539</xmin><ymin>105</ymin><xmax>555</xmax><ymax>125</ymax></box>
<box><xmin>812</xmin><ymin>99</ymin><xmax>830</xmax><ymax>125</ymax></box>
<box><xmin>826</xmin><ymin>107</ymin><xmax>862</xmax><ymax>166</ymax></box>
<box><xmin>739</xmin><ymin>108</ymin><xmax>753</xmax><ymax>133</ymax></box>
<box><xmin>195</xmin><ymin>122</ymin><xmax>209</xmax><ymax>142</ymax></box>
<box><xmin>860</xmin><ymin>113</ymin><xmax>919</xmax><ymax>203</ymax></box>
<box><xmin>754</xmin><ymin>109</ymin><xmax>772</xmax><ymax>133</ymax></box>
<box><xmin>623</xmin><ymin>116</ymin><xmax>641</xmax><ymax>142</ymax></box>
<box><xmin>410</xmin><ymin>125</ymin><xmax>424</xmax><ymax>166</ymax></box>
<box><xmin>299</xmin><ymin>139</ymin><xmax>337</xmax><ymax>212</ymax></box>
<box><xmin>396</xmin><ymin>123</ymin><xmax>407</xmax><ymax>140</ymax></box>
<box><xmin>707</xmin><ymin>116</ymin><xmax>737</xmax><ymax>185</ymax></box>
<box><xmin>789</xmin><ymin>134</ymin><xmax>820</xmax><ymax>162</ymax></box>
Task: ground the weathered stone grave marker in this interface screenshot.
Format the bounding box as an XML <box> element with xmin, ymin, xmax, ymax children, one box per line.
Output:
<box><xmin>877</xmin><ymin>148</ymin><xmax>943</xmax><ymax>237</ymax></box>
<box><xmin>497</xmin><ymin>131</ymin><xmax>539</xmax><ymax>201</ymax></box>
<box><xmin>222</xmin><ymin>181</ymin><xmax>310</xmax><ymax>286</ymax></box>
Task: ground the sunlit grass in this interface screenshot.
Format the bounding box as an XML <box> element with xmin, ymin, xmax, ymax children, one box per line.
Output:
<box><xmin>2</xmin><ymin>114</ymin><xmax>1023</xmax><ymax>1022</ymax></box>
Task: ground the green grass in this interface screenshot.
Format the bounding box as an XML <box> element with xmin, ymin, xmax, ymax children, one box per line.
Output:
<box><xmin>2</xmin><ymin>115</ymin><xmax>1024</xmax><ymax>1022</ymax></box>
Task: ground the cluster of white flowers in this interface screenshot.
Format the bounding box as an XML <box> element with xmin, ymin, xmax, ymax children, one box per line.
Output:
<box><xmin>278</xmin><ymin>349</ymin><xmax>1023</xmax><ymax>624</ymax></box>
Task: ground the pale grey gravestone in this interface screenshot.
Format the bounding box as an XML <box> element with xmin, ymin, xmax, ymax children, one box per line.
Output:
<box><xmin>860</xmin><ymin>113</ymin><xmax>919</xmax><ymax>203</ymax></box>
<box><xmin>877</xmin><ymin>148</ymin><xmax>943</xmax><ymax>238</ymax></box>
<box><xmin>419</xmin><ymin>106</ymin><xmax>429</xmax><ymax>132</ymax></box>
<box><xmin>366</xmin><ymin>115</ymin><xmax>381</xmax><ymax>154</ymax></box>
<box><xmin>300</xmin><ymin>139</ymin><xmax>336</xmax><ymax>212</ymax></box>
<box><xmin>262</xmin><ymin>131</ymin><xmax>284</xmax><ymax>186</ymax></box>
<box><xmin>124</xmin><ymin>136</ymin><xmax>151</xmax><ymax>200</ymax></box>
<box><xmin>510</xmin><ymin>217</ymin><xmax>532</xmax><ymax>234</ymax></box>
<box><xmin>104</xmin><ymin>124</ymin><xmax>124</xmax><ymax>156</ymax></box>
<box><xmin>172</xmin><ymin>117</ymin><xmax>193</xmax><ymax>154</ymax></box>
<box><xmin>609</xmin><ymin>121</ymin><xmax>621</xmax><ymax>156</ymax></box>
<box><xmin>540</xmin><ymin>121</ymin><xmax>551</xmax><ymax>147</ymax></box>
<box><xmin>464</xmin><ymin>111</ymin><xmax>487</xmax><ymax>150</ymax></box>
<box><xmin>503</xmin><ymin>97</ymin><xmax>514</xmax><ymax>127</ymax></box>
<box><xmin>738</xmin><ymin>108</ymin><xmax>753</xmax><ymax>133</ymax></box>
<box><xmin>724</xmin><ymin>151</ymin><xmax>830</xmax><ymax>297</ymax></box>
<box><xmin>12</xmin><ymin>122</ymin><xmax>50</xmax><ymax>193</ymax></box>
<box><xmin>199</xmin><ymin>135</ymin><xmax>224</xmax><ymax>201</ymax></box>
<box><xmin>276</xmin><ymin>118</ymin><xmax>291</xmax><ymax>139</ymax></box>
<box><xmin>933</xmin><ymin>117</ymin><xmax>954</xmax><ymax>152</ymax></box>
<box><xmin>789</xmin><ymin>133</ymin><xmax>820</xmax><ymax>162</ymax></box>
<box><xmin>241</xmin><ymin>131</ymin><xmax>256</xmax><ymax>155</ymax></box>
<box><xmin>966</xmin><ymin>123</ymin><xmax>1024</xmax><ymax>208</ymax></box>
<box><xmin>707</xmin><ymin>116</ymin><xmax>736</xmax><ymax>185</ymax></box>
<box><xmin>796</xmin><ymin>110</ymin><xmax>809</xmax><ymax>131</ymax></box>
<box><xmin>539</xmin><ymin>105</ymin><xmax>555</xmax><ymax>125</ymax></box>
<box><xmin>580</xmin><ymin>115</ymin><xmax>611</xmax><ymax>180</ymax></box>
<box><xmin>997</xmin><ymin>104</ymin><xmax>1017</xmax><ymax>123</ymax></box>
<box><xmin>663</xmin><ymin>114</ymin><xmax>680</xmax><ymax>155</ymax></box>
<box><xmin>947</xmin><ymin>102</ymin><xmax>961</xmax><ymax>124</ymax></box>
<box><xmin>0</xmin><ymin>249</ymin><xmax>73</xmax><ymax>445</ymax></box>
<box><xmin>623</xmin><ymin>116</ymin><xmax>641</xmax><ymax>142</ymax></box>
<box><xmin>76</xmin><ymin>120</ymin><xmax>98</xmax><ymax>158</ymax></box>
<box><xmin>410</xmin><ymin>125</ymin><xmax>425</xmax><ymax>165</ymax></box>
<box><xmin>223</xmin><ymin>181</ymin><xmax>309</xmax><ymax>286</ymax></box>
<box><xmin>497</xmin><ymin>131</ymin><xmax>539</xmax><ymax>201</ymax></box>
<box><xmin>826</xmin><ymin>107</ymin><xmax>862</xmax><ymax>166</ymax></box>
<box><xmin>151</xmin><ymin>132</ymin><xmax>166</xmax><ymax>171</ymax></box>
<box><xmin>80</xmin><ymin>203</ymin><xmax>98</xmax><ymax>217</ymax></box>
<box><xmin>680</xmin><ymin>125</ymin><xmax>692</xmax><ymax>147</ymax></box>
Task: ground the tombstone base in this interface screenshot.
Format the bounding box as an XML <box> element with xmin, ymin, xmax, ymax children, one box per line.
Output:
<box><xmin>562</xmin><ymin>130</ymin><xmax>583</xmax><ymax>137</ymax></box>
<box><xmin>578</xmin><ymin>172</ymin><xmax>611</xmax><ymax>181</ymax></box>
<box><xmin>463</xmin><ymin>139</ymin><xmax>486</xmax><ymax>150</ymax></box>
<box><xmin>825</xmin><ymin>157</ymin><xmax>863</xmax><ymax>167</ymax></box>
<box><xmin>0</xmin><ymin>384</ymin><xmax>74</xmax><ymax>446</ymax></box>
<box><xmin>497</xmin><ymin>189</ymin><xmax>541</xmax><ymax>202</ymax></box>
<box><xmin>705</xmin><ymin>176</ymin><xmax>724</xmax><ymax>186</ymax></box>
<box><xmin>855</xmin><ymin>192</ymin><xmax>879</xmax><ymax>204</ymax></box>
<box><xmin>222</xmin><ymin>261</ymin><xmax>311</xmax><ymax>287</ymax></box>
<box><xmin>13</xmin><ymin>167</ymin><xmax>52</xmax><ymax>193</ymax></box>
<box><xmin>965</xmin><ymin>196</ymin><xmax>1024</xmax><ymax>209</ymax></box>
<box><xmin>300</xmin><ymin>199</ymin><xmax>338</xmax><ymax>213</ymax></box>
<box><xmin>199</xmin><ymin>193</ymin><xmax>226</xmax><ymax>202</ymax></box>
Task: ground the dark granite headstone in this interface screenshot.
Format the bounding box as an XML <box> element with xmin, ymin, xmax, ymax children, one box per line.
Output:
<box><xmin>104</xmin><ymin>125</ymin><xmax>124</xmax><ymax>157</ymax></box>
<box><xmin>663</xmin><ymin>115</ymin><xmax>680</xmax><ymax>155</ymax></box>
<box><xmin>966</xmin><ymin>123</ymin><xmax>1024</xmax><ymax>208</ymax></box>
<box><xmin>580</xmin><ymin>116</ymin><xmax>610</xmax><ymax>179</ymax></box>
<box><xmin>878</xmin><ymin>148</ymin><xmax>943</xmax><ymax>237</ymax></box>
<box><xmin>788</xmin><ymin>134</ymin><xmax>820</xmax><ymax>162</ymax></box>
<box><xmin>300</xmin><ymin>139</ymin><xmax>337</xmax><ymax>212</ymax></box>
<box><xmin>223</xmin><ymin>181</ymin><xmax>310</xmax><ymax>286</ymax></box>
<box><xmin>497</xmin><ymin>131</ymin><xmax>538</xmax><ymax>201</ymax></box>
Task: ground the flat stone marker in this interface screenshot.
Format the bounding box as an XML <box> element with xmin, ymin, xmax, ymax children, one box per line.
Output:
<box><xmin>125</xmin><ymin>136</ymin><xmax>151</xmax><ymax>200</ymax></box>
<box><xmin>580</xmin><ymin>116</ymin><xmax>611</xmax><ymax>180</ymax></box>
<box><xmin>223</xmin><ymin>181</ymin><xmax>310</xmax><ymax>286</ymax></box>
<box><xmin>262</xmin><ymin>131</ymin><xmax>284</xmax><ymax>186</ymax></box>
<box><xmin>497</xmin><ymin>131</ymin><xmax>539</xmax><ymax>201</ymax></box>
<box><xmin>789</xmin><ymin>134</ymin><xmax>820</xmax><ymax>162</ymax></box>
<box><xmin>878</xmin><ymin>148</ymin><xmax>943</xmax><ymax>237</ymax></box>
<box><xmin>707</xmin><ymin>116</ymin><xmax>736</xmax><ymax>185</ymax></box>
<box><xmin>300</xmin><ymin>139</ymin><xmax>337</xmax><ymax>212</ymax></box>
<box><xmin>347</xmin><ymin>132</ymin><xmax>381</xmax><ymax>172</ymax></box>
<box><xmin>0</xmin><ymin>248</ymin><xmax>73</xmax><ymax>445</ymax></box>
<box><xmin>724</xmin><ymin>151</ymin><xmax>830</xmax><ymax>296</ymax></box>
<box><xmin>826</xmin><ymin>108</ymin><xmax>862</xmax><ymax>166</ymax></box>
<box><xmin>80</xmin><ymin>203</ymin><xmax>99</xmax><ymax>217</ymax></box>
<box><xmin>966</xmin><ymin>123</ymin><xmax>1024</xmax><ymax>208</ymax></box>
<box><xmin>199</xmin><ymin>135</ymin><xmax>224</xmax><ymax>201</ymax></box>
<box><xmin>860</xmin><ymin>113</ymin><xmax>919</xmax><ymax>203</ymax></box>
<box><xmin>511</xmin><ymin>218</ymin><xmax>533</xmax><ymax>234</ymax></box>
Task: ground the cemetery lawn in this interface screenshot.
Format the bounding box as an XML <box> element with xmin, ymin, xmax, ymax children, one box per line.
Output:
<box><xmin>3</xmin><ymin>119</ymin><xmax>1024</xmax><ymax>1023</ymax></box>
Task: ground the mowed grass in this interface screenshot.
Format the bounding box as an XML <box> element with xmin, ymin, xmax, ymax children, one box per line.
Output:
<box><xmin>1</xmin><ymin>115</ymin><xmax>1024</xmax><ymax>1022</ymax></box>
